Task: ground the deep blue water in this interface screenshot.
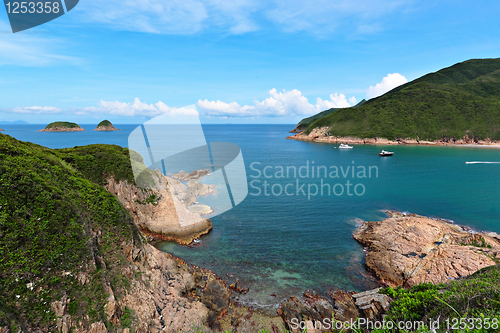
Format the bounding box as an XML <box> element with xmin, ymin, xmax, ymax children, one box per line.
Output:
<box><xmin>3</xmin><ymin>124</ymin><xmax>500</xmax><ymax>309</ymax></box>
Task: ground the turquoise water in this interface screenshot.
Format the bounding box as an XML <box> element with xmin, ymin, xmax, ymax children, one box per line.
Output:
<box><xmin>4</xmin><ymin>124</ymin><xmax>500</xmax><ymax>309</ymax></box>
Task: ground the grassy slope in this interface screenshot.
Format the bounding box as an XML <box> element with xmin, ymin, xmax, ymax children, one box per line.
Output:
<box><xmin>296</xmin><ymin>99</ymin><xmax>367</xmax><ymax>129</ymax></box>
<box><xmin>306</xmin><ymin>59</ymin><xmax>500</xmax><ymax>141</ymax></box>
<box><xmin>45</xmin><ymin>121</ymin><xmax>82</xmax><ymax>129</ymax></box>
<box><xmin>374</xmin><ymin>265</ymin><xmax>500</xmax><ymax>332</ymax></box>
<box><xmin>0</xmin><ymin>134</ymin><xmax>141</xmax><ymax>332</ymax></box>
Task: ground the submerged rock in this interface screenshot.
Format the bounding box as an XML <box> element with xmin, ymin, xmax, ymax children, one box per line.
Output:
<box><xmin>354</xmin><ymin>211</ymin><xmax>500</xmax><ymax>287</ymax></box>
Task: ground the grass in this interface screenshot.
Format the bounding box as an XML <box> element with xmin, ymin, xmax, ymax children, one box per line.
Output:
<box><xmin>0</xmin><ymin>133</ymin><xmax>142</xmax><ymax>331</ymax></box>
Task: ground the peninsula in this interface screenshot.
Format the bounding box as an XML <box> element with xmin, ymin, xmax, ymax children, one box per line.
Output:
<box><xmin>39</xmin><ymin>121</ymin><xmax>85</xmax><ymax>132</ymax></box>
<box><xmin>290</xmin><ymin>58</ymin><xmax>500</xmax><ymax>146</ymax></box>
<box><xmin>94</xmin><ymin>120</ymin><xmax>120</xmax><ymax>131</ymax></box>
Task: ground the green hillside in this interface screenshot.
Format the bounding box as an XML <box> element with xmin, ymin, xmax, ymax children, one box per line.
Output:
<box><xmin>295</xmin><ymin>99</ymin><xmax>366</xmax><ymax>130</ymax></box>
<box><xmin>0</xmin><ymin>133</ymin><xmax>141</xmax><ymax>331</ymax></box>
<box><xmin>96</xmin><ymin>120</ymin><xmax>112</xmax><ymax>127</ymax></box>
<box><xmin>305</xmin><ymin>58</ymin><xmax>500</xmax><ymax>141</ymax></box>
<box><xmin>44</xmin><ymin>121</ymin><xmax>82</xmax><ymax>129</ymax></box>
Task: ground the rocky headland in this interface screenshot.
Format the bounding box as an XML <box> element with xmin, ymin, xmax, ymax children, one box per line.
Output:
<box><xmin>39</xmin><ymin>121</ymin><xmax>85</xmax><ymax>132</ymax></box>
<box><xmin>106</xmin><ymin>168</ymin><xmax>216</xmax><ymax>246</ymax></box>
<box><xmin>287</xmin><ymin>126</ymin><xmax>500</xmax><ymax>146</ymax></box>
<box><xmin>95</xmin><ymin>120</ymin><xmax>120</xmax><ymax>131</ymax></box>
<box><xmin>353</xmin><ymin>211</ymin><xmax>500</xmax><ymax>287</ymax></box>
<box><xmin>0</xmin><ymin>128</ymin><xmax>4</xmax><ymax>131</ymax></box>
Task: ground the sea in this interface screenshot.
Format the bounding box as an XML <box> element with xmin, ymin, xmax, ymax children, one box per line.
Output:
<box><xmin>3</xmin><ymin>124</ymin><xmax>500</xmax><ymax>311</ymax></box>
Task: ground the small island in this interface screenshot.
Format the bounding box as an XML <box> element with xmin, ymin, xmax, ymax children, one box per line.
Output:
<box><xmin>94</xmin><ymin>119</ymin><xmax>120</xmax><ymax>131</ymax></box>
<box><xmin>0</xmin><ymin>128</ymin><xmax>4</xmax><ymax>131</ymax></box>
<box><xmin>38</xmin><ymin>121</ymin><xmax>85</xmax><ymax>132</ymax></box>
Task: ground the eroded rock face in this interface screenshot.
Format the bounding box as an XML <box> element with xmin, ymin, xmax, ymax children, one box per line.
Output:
<box><xmin>278</xmin><ymin>291</ymin><xmax>336</xmax><ymax>333</ymax></box>
<box><xmin>326</xmin><ymin>289</ymin><xmax>359</xmax><ymax>323</ymax></box>
<box><xmin>106</xmin><ymin>176</ymin><xmax>212</xmax><ymax>245</ymax></box>
<box><xmin>49</xmin><ymin>239</ymin><xmax>232</xmax><ymax>333</ymax></box>
<box><xmin>351</xmin><ymin>288</ymin><xmax>391</xmax><ymax>321</ymax></box>
<box><xmin>354</xmin><ymin>211</ymin><xmax>500</xmax><ymax>287</ymax></box>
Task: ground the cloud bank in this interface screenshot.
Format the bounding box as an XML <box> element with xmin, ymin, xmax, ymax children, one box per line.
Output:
<box><xmin>9</xmin><ymin>89</ymin><xmax>355</xmax><ymax>119</ymax></box>
<box><xmin>366</xmin><ymin>73</ymin><xmax>408</xmax><ymax>98</ymax></box>
<box><xmin>198</xmin><ymin>89</ymin><xmax>356</xmax><ymax>117</ymax></box>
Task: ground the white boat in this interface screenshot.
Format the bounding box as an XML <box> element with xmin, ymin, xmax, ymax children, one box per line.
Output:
<box><xmin>378</xmin><ymin>150</ymin><xmax>394</xmax><ymax>157</ymax></box>
<box><xmin>339</xmin><ymin>143</ymin><xmax>353</xmax><ymax>149</ymax></box>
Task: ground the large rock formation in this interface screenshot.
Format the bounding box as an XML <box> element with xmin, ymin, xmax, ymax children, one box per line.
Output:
<box><xmin>354</xmin><ymin>211</ymin><xmax>500</xmax><ymax>287</ymax></box>
<box><xmin>106</xmin><ymin>173</ymin><xmax>214</xmax><ymax>245</ymax></box>
<box><xmin>278</xmin><ymin>288</ymin><xmax>391</xmax><ymax>333</ymax></box>
<box><xmin>45</xmin><ymin>231</ymin><xmax>231</xmax><ymax>333</ymax></box>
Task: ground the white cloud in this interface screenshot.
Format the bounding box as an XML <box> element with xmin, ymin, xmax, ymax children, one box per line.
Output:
<box><xmin>197</xmin><ymin>88</ymin><xmax>356</xmax><ymax>117</ymax></box>
<box><xmin>366</xmin><ymin>73</ymin><xmax>408</xmax><ymax>98</ymax></box>
<box><xmin>0</xmin><ymin>20</ymin><xmax>80</xmax><ymax>67</ymax></box>
<box><xmin>75</xmin><ymin>0</ymin><xmax>414</xmax><ymax>35</ymax></box>
<box><xmin>84</xmin><ymin>98</ymin><xmax>199</xmax><ymax>117</ymax></box>
<box><xmin>12</xmin><ymin>106</ymin><xmax>62</xmax><ymax>114</ymax></box>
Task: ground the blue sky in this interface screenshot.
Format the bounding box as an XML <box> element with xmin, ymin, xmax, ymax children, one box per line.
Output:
<box><xmin>1</xmin><ymin>0</ymin><xmax>500</xmax><ymax>124</ymax></box>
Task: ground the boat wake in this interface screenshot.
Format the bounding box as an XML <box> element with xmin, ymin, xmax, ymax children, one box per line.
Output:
<box><xmin>465</xmin><ymin>161</ymin><xmax>500</xmax><ymax>164</ymax></box>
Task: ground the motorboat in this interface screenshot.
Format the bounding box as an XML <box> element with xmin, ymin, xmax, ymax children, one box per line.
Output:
<box><xmin>339</xmin><ymin>143</ymin><xmax>353</xmax><ymax>149</ymax></box>
<box><xmin>378</xmin><ymin>150</ymin><xmax>394</xmax><ymax>156</ymax></box>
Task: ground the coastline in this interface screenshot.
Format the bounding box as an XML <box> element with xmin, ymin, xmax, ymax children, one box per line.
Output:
<box><xmin>38</xmin><ymin>127</ymin><xmax>85</xmax><ymax>132</ymax></box>
<box><xmin>287</xmin><ymin>127</ymin><xmax>500</xmax><ymax>147</ymax></box>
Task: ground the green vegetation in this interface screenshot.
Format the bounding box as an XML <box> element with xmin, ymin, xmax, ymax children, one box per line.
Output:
<box><xmin>296</xmin><ymin>99</ymin><xmax>366</xmax><ymax>130</ymax></box>
<box><xmin>305</xmin><ymin>58</ymin><xmax>500</xmax><ymax>141</ymax></box>
<box><xmin>0</xmin><ymin>133</ymin><xmax>142</xmax><ymax>331</ymax></box>
<box><xmin>374</xmin><ymin>265</ymin><xmax>500</xmax><ymax>332</ymax></box>
<box><xmin>97</xmin><ymin>120</ymin><xmax>113</xmax><ymax>127</ymax></box>
<box><xmin>44</xmin><ymin>121</ymin><xmax>82</xmax><ymax>130</ymax></box>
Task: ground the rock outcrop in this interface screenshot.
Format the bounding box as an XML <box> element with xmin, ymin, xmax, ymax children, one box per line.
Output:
<box><xmin>106</xmin><ymin>173</ymin><xmax>213</xmax><ymax>245</ymax></box>
<box><xmin>278</xmin><ymin>288</ymin><xmax>391</xmax><ymax>332</ymax></box>
<box><xmin>95</xmin><ymin>120</ymin><xmax>120</xmax><ymax>131</ymax></box>
<box><xmin>351</xmin><ymin>288</ymin><xmax>391</xmax><ymax>321</ymax></box>
<box><xmin>354</xmin><ymin>211</ymin><xmax>500</xmax><ymax>287</ymax></box>
<box><xmin>47</xmin><ymin>235</ymin><xmax>231</xmax><ymax>333</ymax></box>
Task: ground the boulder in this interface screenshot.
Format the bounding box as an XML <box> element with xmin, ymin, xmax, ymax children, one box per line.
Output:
<box><xmin>354</xmin><ymin>211</ymin><xmax>500</xmax><ymax>287</ymax></box>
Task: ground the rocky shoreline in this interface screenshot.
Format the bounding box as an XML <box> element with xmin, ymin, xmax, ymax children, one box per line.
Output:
<box><xmin>39</xmin><ymin>126</ymin><xmax>85</xmax><ymax>132</ymax></box>
<box><xmin>287</xmin><ymin>127</ymin><xmax>500</xmax><ymax>147</ymax></box>
<box><xmin>106</xmin><ymin>169</ymin><xmax>216</xmax><ymax>246</ymax></box>
<box><xmin>104</xmin><ymin>166</ymin><xmax>500</xmax><ymax>332</ymax></box>
<box><xmin>353</xmin><ymin>211</ymin><xmax>500</xmax><ymax>288</ymax></box>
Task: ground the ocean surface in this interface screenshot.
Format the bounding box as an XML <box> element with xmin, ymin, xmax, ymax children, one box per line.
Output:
<box><xmin>4</xmin><ymin>124</ymin><xmax>500</xmax><ymax>311</ymax></box>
